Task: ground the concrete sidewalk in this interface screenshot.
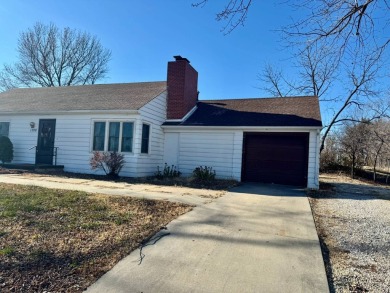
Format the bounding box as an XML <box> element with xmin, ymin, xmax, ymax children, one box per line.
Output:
<box><xmin>0</xmin><ymin>173</ymin><xmax>224</xmax><ymax>206</ymax></box>
<box><xmin>86</xmin><ymin>183</ymin><xmax>329</xmax><ymax>293</ymax></box>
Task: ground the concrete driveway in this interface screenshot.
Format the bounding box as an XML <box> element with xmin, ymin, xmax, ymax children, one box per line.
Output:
<box><xmin>86</xmin><ymin>183</ymin><xmax>329</xmax><ymax>293</ymax></box>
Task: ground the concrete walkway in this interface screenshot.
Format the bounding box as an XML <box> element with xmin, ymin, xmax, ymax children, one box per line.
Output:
<box><xmin>86</xmin><ymin>183</ymin><xmax>329</xmax><ymax>293</ymax></box>
<box><xmin>0</xmin><ymin>173</ymin><xmax>223</xmax><ymax>206</ymax></box>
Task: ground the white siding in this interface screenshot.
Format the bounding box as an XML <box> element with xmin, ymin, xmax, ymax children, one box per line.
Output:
<box><xmin>163</xmin><ymin>133</ymin><xmax>179</xmax><ymax>166</ymax></box>
<box><xmin>0</xmin><ymin>91</ymin><xmax>168</xmax><ymax>178</ymax></box>
<box><xmin>7</xmin><ymin>117</ymin><xmax>38</xmax><ymax>164</ymax></box>
<box><xmin>307</xmin><ymin>130</ymin><xmax>320</xmax><ymax>189</ymax></box>
<box><xmin>2</xmin><ymin>113</ymin><xmax>139</xmax><ymax>175</ymax></box>
<box><xmin>136</xmin><ymin>91</ymin><xmax>167</xmax><ymax>176</ymax></box>
<box><xmin>163</xmin><ymin>130</ymin><xmax>243</xmax><ymax>180</ymax></box>
<box><xmin>232</xmin><ymin>132</ymin><xmax>244</xmax><ymax>180</ymax></box>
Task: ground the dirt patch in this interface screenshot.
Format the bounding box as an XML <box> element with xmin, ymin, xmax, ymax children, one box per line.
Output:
<box><xmin>309</xmin><ymin>173</ymin><xmax>390</xmax><ymax>292</ymax></box>
<box><xmin>0</xmin><ymin>183</ymin><xmax>192</xmax><ymax>292</ymax></box>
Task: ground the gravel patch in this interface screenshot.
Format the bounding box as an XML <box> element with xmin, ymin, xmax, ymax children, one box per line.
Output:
<box><xmin>309</xmin><ymin>174</ymin><xmax>390</xmax><ymax>292</ymax></box>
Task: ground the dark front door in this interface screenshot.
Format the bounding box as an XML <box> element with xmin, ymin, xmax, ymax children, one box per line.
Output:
<box><xmin>242</xmin><ymin>133</ymin><xmax>309</xmax><ymax>187</ymax></box>
<box><xmin>36</xmin><ymin>119</ymin><xmax>56</xmax><ymax>165</ymax></box>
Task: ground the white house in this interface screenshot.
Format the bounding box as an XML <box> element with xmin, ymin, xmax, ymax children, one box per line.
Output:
<box><xmin>0</xmin><ymin>56</ymin><xmax>322</xmax><ymax>188</ymax></box>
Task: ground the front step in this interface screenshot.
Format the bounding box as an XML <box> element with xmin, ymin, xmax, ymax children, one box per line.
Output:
<box><xmin>1</xmin><ymin>164</ymin><xmax>64</xmax><ymax>172</ymax></box>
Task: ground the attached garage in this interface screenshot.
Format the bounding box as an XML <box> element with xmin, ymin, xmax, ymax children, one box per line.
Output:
<box><xmin>163</xmin><ymin>96</ymin><xmax>322</xmax><ymax>189</ymax></box>
<box><xmin>242</xmin><ymin>132</ymin><xmax>309</xmax><ymax>186</ymax></box>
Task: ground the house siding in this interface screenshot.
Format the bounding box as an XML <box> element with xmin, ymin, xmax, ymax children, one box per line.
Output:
<box><xmin>136</xmin><ymin>91</ymin><xmax>167</xmax><ymax>176</ymax></box>
<box><xmin>307</xmin><ymin>130</ymin><xmax>320</xmax><ymax>189</ymax></box>
<box><xmin>7</xmin><ymin>116</ymin><xmax>37</xmax><ymax>164</ymax></box>
<box><xmin>163</xmin><ymin>130</ymin><xmax>243</xmax><ymax>180</ymax></box>
<box><xmin>1</xmin><ymin>91</ymin><xmax>167</xmax><ymax>178</ymax></box>
<box><xmin>163</xmin><ymin>127</ymin><xmax>320</xmax><ymax>188</ymax></box>
<box><xmin>4</xmin><ymin>113</ymin><xmax>138</xmax><ymax>175</ymax></box>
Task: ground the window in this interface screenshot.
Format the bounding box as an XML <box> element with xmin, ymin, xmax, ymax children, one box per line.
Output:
<box><xmin>93</xmin><ymin>122</ymin><xmax>106</xmax><ymax>151</ymax></box>
<box><xmin>141</xmin><ymin>123</ymin><xmax>150</xmax><ymax>154</ymax></box>
<box><xmin>0</xmin><ymin>122</ymin><xmax>10</xmax><ymax>137</ymax></box>
<box><xmin>108</xmin><ymin>122</ymin><xmax>120</xmax><ymax>151</ymax></box>
<box><xmin>121</xmin><ymin>122</ymin><xmax>134</xmax><ymax>152</ymax></box>
<box><xmin>92</xmin><ymin>121</ymin><xmax>134</xmax><ymax>152</ymax></box>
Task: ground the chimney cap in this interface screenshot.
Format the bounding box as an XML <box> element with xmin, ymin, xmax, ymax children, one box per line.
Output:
<box><xmin>174</xmin><ymin>55</ymin><xmax>190</xmax><ymax>63</ymax></box>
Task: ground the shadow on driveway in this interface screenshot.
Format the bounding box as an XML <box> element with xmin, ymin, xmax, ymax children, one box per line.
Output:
<box><xmin>87</xmin><ymin>183</ymin><xmax>329</xmax><ymax>293</ymax></box>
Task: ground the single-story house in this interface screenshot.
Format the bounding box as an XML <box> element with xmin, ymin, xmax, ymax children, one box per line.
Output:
<box><xmin>0</xmin><ymin>56</ymin><xmax>322</xmax><ymax>188</ymax></box>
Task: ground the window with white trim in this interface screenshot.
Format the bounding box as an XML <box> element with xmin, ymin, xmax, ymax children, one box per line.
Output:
<box><xmin>93</xmin><ymin>122</ymin><xmax>105</xmax><ymax>151</ymax></box>
<box><xmin>0</xmin><ymin>122</ymin><xmax>10</xmax><ymax>137</ymax></box>
<box><xmin>92</xmin><ymin>121</ymin><xmax>134</xmax><ymax>152</ymax></box>
<box><xmin>108</xmin><ymin>122</ymin><xmax>120</xmax><ymax>151</ymax></box>
<box><xmin>141</xmin><ymin>123</ymin><xmax>150</xmax><ymax>154</ymax></box>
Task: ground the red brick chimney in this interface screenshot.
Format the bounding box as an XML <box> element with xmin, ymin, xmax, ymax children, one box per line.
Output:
<box><xmin>167</xmin><ymin>56</ymin><xmax>198</xmax><ymax>120</ymax></box>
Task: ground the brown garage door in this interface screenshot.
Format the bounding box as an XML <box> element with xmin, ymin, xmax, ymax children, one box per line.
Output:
<box><xmin>242</xmin><ymin>133</ymin><xmax>309</xmax><ymax>186</ymax></box>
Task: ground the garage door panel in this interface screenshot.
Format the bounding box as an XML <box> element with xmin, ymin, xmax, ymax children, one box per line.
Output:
<box><xmin>242</xmin><ymin>133</ymin><xmax>309</xmax><ymax>186</ymax></box>
<box><xmin>246</xmin><ymin>160</ymin><xmax>303</xmax><ymax>171</ymax></box>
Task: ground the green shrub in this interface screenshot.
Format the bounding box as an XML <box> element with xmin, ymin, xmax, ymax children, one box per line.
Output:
<box><xmin>155</xmin><ymin>163</ymin><xmax>181</xmax><ymax>179</ymax></box>
<box><xmin>192</xmin><ymin>166</ymin><xmax>216</xmax><ymax>181</ymax></box>
<box><xmin>90</xmin><ymin>151</ymin><xmax>125</xmax><ymax>178</ymax></box>
<box><xmin>0</xmin><ymin>246</ymin><xmax>15</xmax><ymax>256</ymax></box>
<box><xmin>0</xmin><ymin>136</ymin><xmax>13</xmax><ymax>164</ymax></box>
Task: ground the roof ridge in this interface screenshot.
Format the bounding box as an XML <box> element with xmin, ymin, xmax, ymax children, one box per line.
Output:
<box><xmin>5</xmin><ymin>81</ymin><xmax>167</xmax><ymax>93</ymax></box>
<box><xmin>0</xmin><ymin>81</ymin><xmax>168</xmax><ymax>112</ymax></box>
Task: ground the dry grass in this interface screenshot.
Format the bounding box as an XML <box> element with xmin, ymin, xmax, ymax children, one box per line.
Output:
<box><xmin>0</xmin><ymin>183</ymin><xmax>192</xmax><ymax>292</ymax></box>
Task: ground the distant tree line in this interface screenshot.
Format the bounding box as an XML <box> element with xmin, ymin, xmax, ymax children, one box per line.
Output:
<box><xmin>321</xmin><ymin>119</ymin><xmax>390</xmax><ymax>182</ymax></box>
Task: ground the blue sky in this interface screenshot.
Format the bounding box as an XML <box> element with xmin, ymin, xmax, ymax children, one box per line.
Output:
<box><xmin>0</xmin><ymin>1</ymin><xmax>296</xmax><ymax>100</ymax></box>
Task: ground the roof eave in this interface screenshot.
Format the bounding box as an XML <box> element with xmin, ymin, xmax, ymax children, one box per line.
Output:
<box><xmin>0</xmin><ymin>109</ymin><xmax>140</xmax><ymax>115</ymax></box>
<box><xmin>162</xmin><ymin>125</ymin><xmax>323</xmax><ymax>131</ymax></box>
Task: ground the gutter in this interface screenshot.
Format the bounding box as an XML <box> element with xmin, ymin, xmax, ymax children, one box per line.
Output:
<box><xmin>0</xmin><ymin>110</ymin><xmax>140</xmax><ymax>115</ymax></box>
<box><xmin>162</xmin><ymin>125</ymin><xmax>323</xmax><ymax>131</ymax></box>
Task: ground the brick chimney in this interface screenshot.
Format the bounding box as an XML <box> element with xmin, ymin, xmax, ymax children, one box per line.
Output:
<box><xmin>167</xmin><ymin>56</ymin><xmax>198</xmax><ymax>120</ymax></box>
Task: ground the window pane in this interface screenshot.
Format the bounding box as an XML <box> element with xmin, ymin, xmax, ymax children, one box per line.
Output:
<box><xmin>121</xmin><ymin>122</ymin><xmax>133</xmax><ymax>152</ymax></box>
<box><xmin>108</xmin><ymin>122</ymin><xmax>120</xmax><ymax>152</ymax></box>
<box><xmin>0</xmin><ymin>122</ymin><xmax>10</xmax><ymax>137</ymax></box>
<box><xmin>141</xmin><ymin>124</ymin><xmax>150</xmax><ymax>154</ymax></box>
<box><xmin>93</xmin><ymin>122</ymin><xmax>105</xmax><ymax>151</ymax></box>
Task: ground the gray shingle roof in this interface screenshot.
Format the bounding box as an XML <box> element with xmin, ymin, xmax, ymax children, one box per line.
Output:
<box><xmin>0</xmin><ymin>82</ymin><xmax>167</xmax><ymax>113</ymax></box>
<box><xmin>163</xmin><ymin>96</ymin><xmax>322</xmax><ymax>127</ymax></box>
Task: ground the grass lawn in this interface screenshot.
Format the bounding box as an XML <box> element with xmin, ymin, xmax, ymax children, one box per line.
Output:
<box><xmin>0</xmin><ymin>183</ymin><xmax>192</xmax><ymax>292</ymax></box>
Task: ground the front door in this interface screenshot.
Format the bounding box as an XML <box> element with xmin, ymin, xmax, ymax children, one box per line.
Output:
<box><xmin>36</xmin><ymin>119</ymin><xmax>56</xmax><ymax>165</ymax></box>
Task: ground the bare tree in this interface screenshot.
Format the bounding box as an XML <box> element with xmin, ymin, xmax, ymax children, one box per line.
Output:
<box><xmin>285</xmin><ymin>1</ymin><xmax>390</xmax><ymax>58</ymax></box>
<box><xmin>261</xmin><ymin>44</ymin><xmax>388</xmax><ymax>153</ymax></box>
<box><xmin>320</xmin><ymin>133</ymin><xmax>342</xmax><ymax>171</ymax></box>
<box><xmin>192</xmin><ymin>0</ymin><xmax>252</xmax><ymax>34</ymax></box>
<box><xmin>365</xmin><ymin>119</ymin><xmax>390</xmax><ymax>181</ymax></box>
<box><xmin>320</xmin><ymin>118</ymin><xmax>390</xmax><ymax>179</ymax></box>
<box><xmin>194</xmin><ymin>1</ymin><xmax>389</xmax><ymax>48</ymax></box>
<box><xmin>261</xmin><ymin>45</ymin><xmax>337</xmax><ymax>99</ymax></box>
<box><xmin>259</xmin><ymin>64</ymin><xmax>295</xmax><ymax>97</ymax></box>
<box><xmin>0</xmin><ymin>22</ymin><xmax>111</xmax><ymax>90</ymax></box>
<box><xmin>197</xmin><ymin>1</ymin><xmax>390</xmax><ymax>154</ymax></box>
<box><xmin>340</xmin><ymin>120</ymin><xmax>372</xmax><ymax>178</ymax></box>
